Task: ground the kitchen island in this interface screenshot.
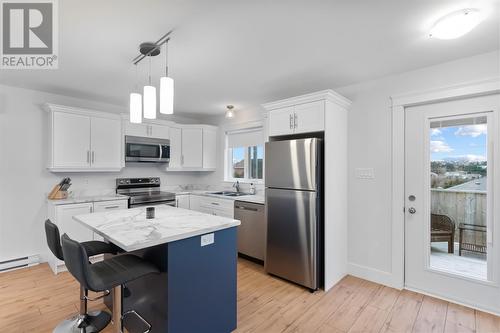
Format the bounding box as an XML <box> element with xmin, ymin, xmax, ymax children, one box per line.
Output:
<box><xmin>73</xmin><ymin>205</ymin><xmax>240</xmax><ymax>333</ymax></box>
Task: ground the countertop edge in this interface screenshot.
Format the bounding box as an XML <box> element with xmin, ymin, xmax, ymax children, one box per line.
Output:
<box><xmin>73</xmin><ymin>214</ymin><xmax>241</xmax><ymax>252</ymax></box>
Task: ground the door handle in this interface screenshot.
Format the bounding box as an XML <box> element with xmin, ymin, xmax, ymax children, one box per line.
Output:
<box><xmin>87</xmin><ymin>151</ymin><xmax>90</xmax><ymax>164</ymax></box>
<box><xmin>159</xmin><ymin>144</ymin><xmax>162</xmax><ymax>161</ymax></box>
<box><xmin>104</xmin><ymin>205</ymin><xmax>120</xmax><ymax>209</ymax></box>
<box><xmin>408</xmin><ymin>207</ymin><xmax>416</xmax><ymax>214</ymax></box>
<box><xmin>91</xmin><ymin>151</ymin><xmax>95</xmax><ymax>164</ymax></box>
<box><xmin>294</xmin><ymin>113</ymin><xmax>298</xmax><ymax>129</ymax></box>
<box><xmin>289</xmin><ymin>114</ymin><xmax>293</xmax><ymax>129</ymax></box>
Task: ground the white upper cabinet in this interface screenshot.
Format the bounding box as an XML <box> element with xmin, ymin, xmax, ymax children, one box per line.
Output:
<box><xmin>150</xmin><ymin>124</ymin><xmax>169</xmax><ymax>139</ymax></box>
<box><xmin>124</xmin><ymin>122</ymin><xmax>148</xmax><ymax>137</ymax></box>
<box><xmin>52</xmin><ymin>111</ymin><xmax>91</xmax><ymax>168</ymax></box>
<box><xmin>169</xmin><ymin>127</ymin><xmax>183</xmax><ymax>168</ymax></box>
<box><xmin>293</xmin><ymin>100</ymin><xmax>325</xmax><ymax>133</ymax></box>
<box><xmin>45</xmin><ymin>104</ymin><xmax>123</xmax><ymax>172</ymax></box>
<box><xmin>268</xmin><ymin>106</ymin><xmax>295</xmax><ymax>136</ymax></box>
<box><xmin>91</xmin><ymin>116</ymin><xmax>122</xmax><ymax>169</ymax></box>
<box><xmin>202</xmin><ymin>128</ymin><xmax>217</xmax><ymax>169</ymax></box>
<box><xmin>182</xmin><ymin>128</ymin><xmax>203</xmax><ymax>168</ymax></box>
<box><xmin>166</xmin><ymin>125</ymin><xmax>217</xmax><ymax>172</ymax></box>
<box><xmin>266</xmin><ymin>100</ymin><xmax>324</xmax><ymax>136</ymax></box>
<box><xmin>124</xmin><ymin>122</ymin><xmax>169</xmax><ymax>139</ymax></box>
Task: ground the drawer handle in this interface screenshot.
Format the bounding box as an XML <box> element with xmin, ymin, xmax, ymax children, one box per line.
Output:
<box><xmin>105</xmin><ymin>205</ymin><xmax>120</xmax><ymax>209</ymax></box>
<box><xmin>237</xmin><ymin>207</ymin><xmax>258</xmax><ymax>211</ymax></box>
<box><xmin>211</xmin><ymin>202</ymin><xmax>220</xmax><ymax>206</ymax></box>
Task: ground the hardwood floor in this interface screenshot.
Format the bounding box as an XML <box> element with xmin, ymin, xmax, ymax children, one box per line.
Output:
<box><xmin>0</xmin><ymin>258</ymin><xmax>499</xmax><ymax>332</ymax></box>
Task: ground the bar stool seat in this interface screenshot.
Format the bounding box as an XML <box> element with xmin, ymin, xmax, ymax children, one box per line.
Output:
<box><xmin>87</xmin><ymin>255</ymin><xmax>159</xmax><ymax>292</ymax></box>
<box><xmin>44</xmin><ymin>219</ymin><xmax>119</xmax><ymax>333</ymax></box>
<box><xmin>61</xmin><ymin>234</ymin><xmax>159</xmax><ymax>333</ymax></box>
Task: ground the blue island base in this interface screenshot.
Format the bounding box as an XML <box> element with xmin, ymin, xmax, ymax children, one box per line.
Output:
<box><xmin>108</xmin><ymin>227</ymin><xmax>237</xmax><ymax>333</ymax></box>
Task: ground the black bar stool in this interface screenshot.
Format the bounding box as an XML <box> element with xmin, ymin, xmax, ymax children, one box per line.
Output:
<box><xmin>44</xmin><ymin>219</ymin><xmax>118</xmax><ymax>333</ymax></box>
<box><xmin>61</xmin><ymin>233</ymin><xmax>159</xmax><ymax>333</ymax></box>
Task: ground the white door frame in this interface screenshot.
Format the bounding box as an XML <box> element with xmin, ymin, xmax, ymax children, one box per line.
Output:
<box><xmin>390</xmin><ymin>77</ymin><xmax>500</xmax><ymax>290</ymax></box>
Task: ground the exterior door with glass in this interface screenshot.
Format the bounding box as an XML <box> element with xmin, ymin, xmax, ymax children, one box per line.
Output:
<box><xmin>404</xmin><ymin>94</ymin><xmax>500</xmax><ymax>314</ymax></box>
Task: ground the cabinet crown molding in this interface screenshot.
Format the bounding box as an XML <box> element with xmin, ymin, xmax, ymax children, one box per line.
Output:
<box><xmin>262</xmin><ymin>89</ymin><xmax>352</xmax><ymax>111</ymax></box>
<box><xmin>43</xmin><ymin>103</ymin><xmax>122</xmax><ymax>119</ymax></box>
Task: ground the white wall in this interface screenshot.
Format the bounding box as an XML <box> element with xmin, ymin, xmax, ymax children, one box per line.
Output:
<box><xmin>0</xmin><ymin>84</ymin><xmax>210</xmax><ymax>263</ymax></box>
<box><xmin>337</xmin><ymin>50</ymin><xmax>500</xmax><ymax>287</ymax></box>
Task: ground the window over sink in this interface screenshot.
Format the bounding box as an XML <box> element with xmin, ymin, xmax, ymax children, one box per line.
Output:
<box><xmin>225</xmin><ymin>127</ymin><xmax>264</xmax><ymax>183</ymax></box>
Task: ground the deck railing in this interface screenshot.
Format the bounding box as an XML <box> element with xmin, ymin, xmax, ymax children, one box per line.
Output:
<box><xmin>431</xmin><ymin>189</ymin><xmax>486</xmax><ymax>246</ymax></box>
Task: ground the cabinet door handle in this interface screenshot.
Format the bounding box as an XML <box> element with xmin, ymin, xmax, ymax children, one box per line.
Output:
<box><xmin>91</xmin><ymin>151</ymin><xmax>95</xmax><ymax>164</ymax></box>
<box><xmin>211</xmin><ymin>202</ymin><xmax>220</xmax><ymax>206</ymax></box>
<box><xmin>289</xmin><ymin>114</ymin><xmax>293</xmax><ymax>129</ymax></box>
<box><xmin>294</xmin><ymin>113</ymin><xmax>298</xmax><ymax>129</ymax></box>
<box><xmin>181</xmin><ymin>155</ymin><xmax>184</xmax><ymax>165</ymax></box>
<box><xmin>87</xmin><ymin>151</ymin><xmax>90</xmax><ymax>164</ymax></box>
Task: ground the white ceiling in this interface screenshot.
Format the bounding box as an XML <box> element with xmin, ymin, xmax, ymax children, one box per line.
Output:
<box><xmin>1</xmin><ymin>0</ymin><xmax>499</xmax><ymax>116</ymax></box>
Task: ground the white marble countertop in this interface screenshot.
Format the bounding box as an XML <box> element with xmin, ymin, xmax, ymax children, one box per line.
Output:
<box><xmin>47</xmin><ymin>194</ymin><xmax>129</xmax><ymax>206</ymax></box>
<box><xmin>172</xmin><ymin>190</ymin><xmax>265</xmax><ymax>205</ymax></box>
<box><xmin>73</xmin><ymin>205</ymin><xmax>241</xmax><ymax>252</ymax></box>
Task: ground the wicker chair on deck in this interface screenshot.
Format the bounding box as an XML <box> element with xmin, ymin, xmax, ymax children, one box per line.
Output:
<box><xmin>431</xmin><ymin>213</ymin><xmax>456</xmax><ymax>253</ymax></box>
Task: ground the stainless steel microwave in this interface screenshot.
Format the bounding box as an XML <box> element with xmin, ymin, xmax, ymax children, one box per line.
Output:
<box><xmin>125</xmin><ymin>136</ymin><xmax>170</xmax><ymax>163</ymax></box>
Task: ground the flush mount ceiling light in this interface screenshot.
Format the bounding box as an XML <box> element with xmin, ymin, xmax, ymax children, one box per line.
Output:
<box><xmin>429</xmin><ymin>8</ymin><xmax>484</xmax><ymax>39</ymax></box>
<box><xmin>225</xmin><ymin>105</ymin><xmax>235</xmax><ymax>119</ymax></box>
<box><xmin>129</xmin><ymin>31</ymin><xmax>174</xmax><ymax>123</ymax></box>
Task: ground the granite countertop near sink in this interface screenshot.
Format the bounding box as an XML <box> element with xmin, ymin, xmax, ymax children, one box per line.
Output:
<box><xmin>169</xmin><ymin>190</ymin><xmax>265</xmax><ymax>205</ymax></box>
<box><xmin>47</xmin><ymin>194</ymin><xmax>129</xmax><ymax>206</ymax></box>
<box><xmin>74</xmin><ymin>205</ymin><xmax>241</xmax><ymax>252</ymax></box>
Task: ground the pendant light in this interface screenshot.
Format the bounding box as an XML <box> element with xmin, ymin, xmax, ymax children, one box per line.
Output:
<box><xmin>160</xmin><ymin>41</ymin><xmax>174</xmax><ymax>114</ymax></box>
<box><xmin>225</xmin><ymin>105</ymin><xmax>235</xmax><ymax>119</ymax></box>
<box><xmin>129</xmin><ymin>64</ymin><xmax>142</xmax><ymax>123</ymax></box>
<box><xmin>143</xmin><ymin>55</ymin><xmax>157</xmax><ymax>119</ymax></box>
<box><xmin>129</xmin><ymin>32</ymin><xmax>173</xmax><ymax>123</ymax></box>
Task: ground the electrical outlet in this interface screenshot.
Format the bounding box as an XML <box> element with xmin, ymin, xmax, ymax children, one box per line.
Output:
<box><xmin>201</xmin><ymin>233</ymin><xmax>214</xmax><ymax>247</ymax></box>
<box><xmin>355</xmin><ymin>168</ymin><xmax>375</xmax><ymax>179</ymax></box>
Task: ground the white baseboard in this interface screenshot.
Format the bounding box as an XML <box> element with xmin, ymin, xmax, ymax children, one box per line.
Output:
<box><xmin>347</xmin><ymin>262</ymin><xmax>402</xmax><ymax>289</ymax></box>
<box><xmin>405</xmin><ymin>284</ymin><xmax>500</xmax><ymax>316</ymax></box>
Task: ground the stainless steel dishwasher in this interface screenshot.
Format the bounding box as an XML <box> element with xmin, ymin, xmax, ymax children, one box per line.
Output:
<box><xmin>234</xmin><ymin>200</ymin><xmax>266</xmax><ymax>262</ymax></box>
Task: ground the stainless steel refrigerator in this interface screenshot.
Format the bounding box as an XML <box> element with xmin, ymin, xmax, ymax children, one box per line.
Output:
<box><xmin>265</xmin><ymin>138</ymin><xmax>322</xmax><ymax>290</ymax></box>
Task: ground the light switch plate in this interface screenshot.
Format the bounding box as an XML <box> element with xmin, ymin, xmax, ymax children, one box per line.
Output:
<box><xmin>355</xmin><ymin>168</ymin><xmax>375</xmax><ymax>179</ymax></box>
<box><xmin>201</xmin><ymin>233</ymin><xmax>215</xmax><ymax>247</ymax></box>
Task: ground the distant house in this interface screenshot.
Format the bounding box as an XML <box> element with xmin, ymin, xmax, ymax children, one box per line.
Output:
<box><xmin>233</xmin><ymin>160</ymin><xmax>244</xmax><ymax>178</ymax></box>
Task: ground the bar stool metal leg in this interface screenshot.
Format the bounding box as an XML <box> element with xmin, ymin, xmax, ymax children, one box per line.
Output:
<box><xmin>53</xmin><ymin>285</ymin><xmax>110</xmax><ymax>333</ymax></box>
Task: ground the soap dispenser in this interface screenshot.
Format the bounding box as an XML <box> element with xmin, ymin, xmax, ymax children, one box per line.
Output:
<box><xmin>250</xmin><ymin>183</ymin><xmax>256</xmax><ymax>195</ymax></box>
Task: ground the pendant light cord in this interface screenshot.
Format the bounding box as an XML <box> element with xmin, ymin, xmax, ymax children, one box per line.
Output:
<box><xmin>148</xmin><ymin>55</ymin><xmax>152</xmax><ymax>85</ymax></box>
<box><xmin>165</xmin><ymin>42</ymin><xmax>169</xmax><ymax>77</ymax></box>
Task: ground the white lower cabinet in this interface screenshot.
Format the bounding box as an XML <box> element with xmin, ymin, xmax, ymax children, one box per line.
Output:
<box><xmin>175</xmin><ymin>194</ymin><xmax>190</xmax><ymax>209</ymax></box>
<box><xmin>47</xmin><ymin>199</ymin><xmax>128</xmax><ymax>274</ymax></box>
<box><xmin>192</xmin><ymin>196</ymin><xmax>234</xmax><ymax>218</ymax></box>
<box><xmin>92</xmin><ymin>200</ymin><xmax>128</xmax><ymax>241</ymax></box>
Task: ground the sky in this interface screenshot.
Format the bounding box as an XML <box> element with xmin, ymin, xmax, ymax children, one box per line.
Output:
<box><xmin>232</xmin><ymin>146</ymin><xmax>263</xmax><ymax>163</ymax></box>
<box><xmin>430</xmin><ymin>124</ymin><xmax>487</xmax><ymax>162</ymax></box>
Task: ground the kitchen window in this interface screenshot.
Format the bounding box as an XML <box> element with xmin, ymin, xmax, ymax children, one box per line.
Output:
<box><xmin>225</xmin><ymin>127</ymin><xmax>264</xmax><ymax>183</ymax></box>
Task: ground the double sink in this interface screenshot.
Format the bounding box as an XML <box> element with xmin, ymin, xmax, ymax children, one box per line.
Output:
<box><xmin>209</xmin><ymin>191</ymin><xmax>252</xmax><ymax>197</ymax></box>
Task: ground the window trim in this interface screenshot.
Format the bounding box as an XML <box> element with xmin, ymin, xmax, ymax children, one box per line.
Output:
<box><xmin>224</xmin><ymin>126</ymin><xmax>265</xmax><ymax>184</ymax></box>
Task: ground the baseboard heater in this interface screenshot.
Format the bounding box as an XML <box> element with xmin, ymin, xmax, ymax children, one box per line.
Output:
<box><xmin>0</xmin><ymin>255</ymin><xmax>40</xmax><ymax>273</ymax></box>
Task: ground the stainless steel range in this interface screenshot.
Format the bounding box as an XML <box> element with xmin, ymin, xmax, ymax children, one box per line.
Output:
<box><xmin>116</xmin><ymin>177</ymin><xmax>176</xmax><ymax>208</ymax></box>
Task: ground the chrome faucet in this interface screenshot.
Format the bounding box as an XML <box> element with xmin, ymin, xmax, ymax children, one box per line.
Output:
<box><xmin>233</xmin><ymin>181</ymin><xmax>240</xmax><ymax>193</ymax></box>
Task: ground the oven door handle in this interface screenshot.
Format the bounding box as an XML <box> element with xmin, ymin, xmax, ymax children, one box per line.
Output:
<box><xmin>159</xmin><ymin>144</ymin><xmax>162</xmax><ymax>161</ymax></box>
